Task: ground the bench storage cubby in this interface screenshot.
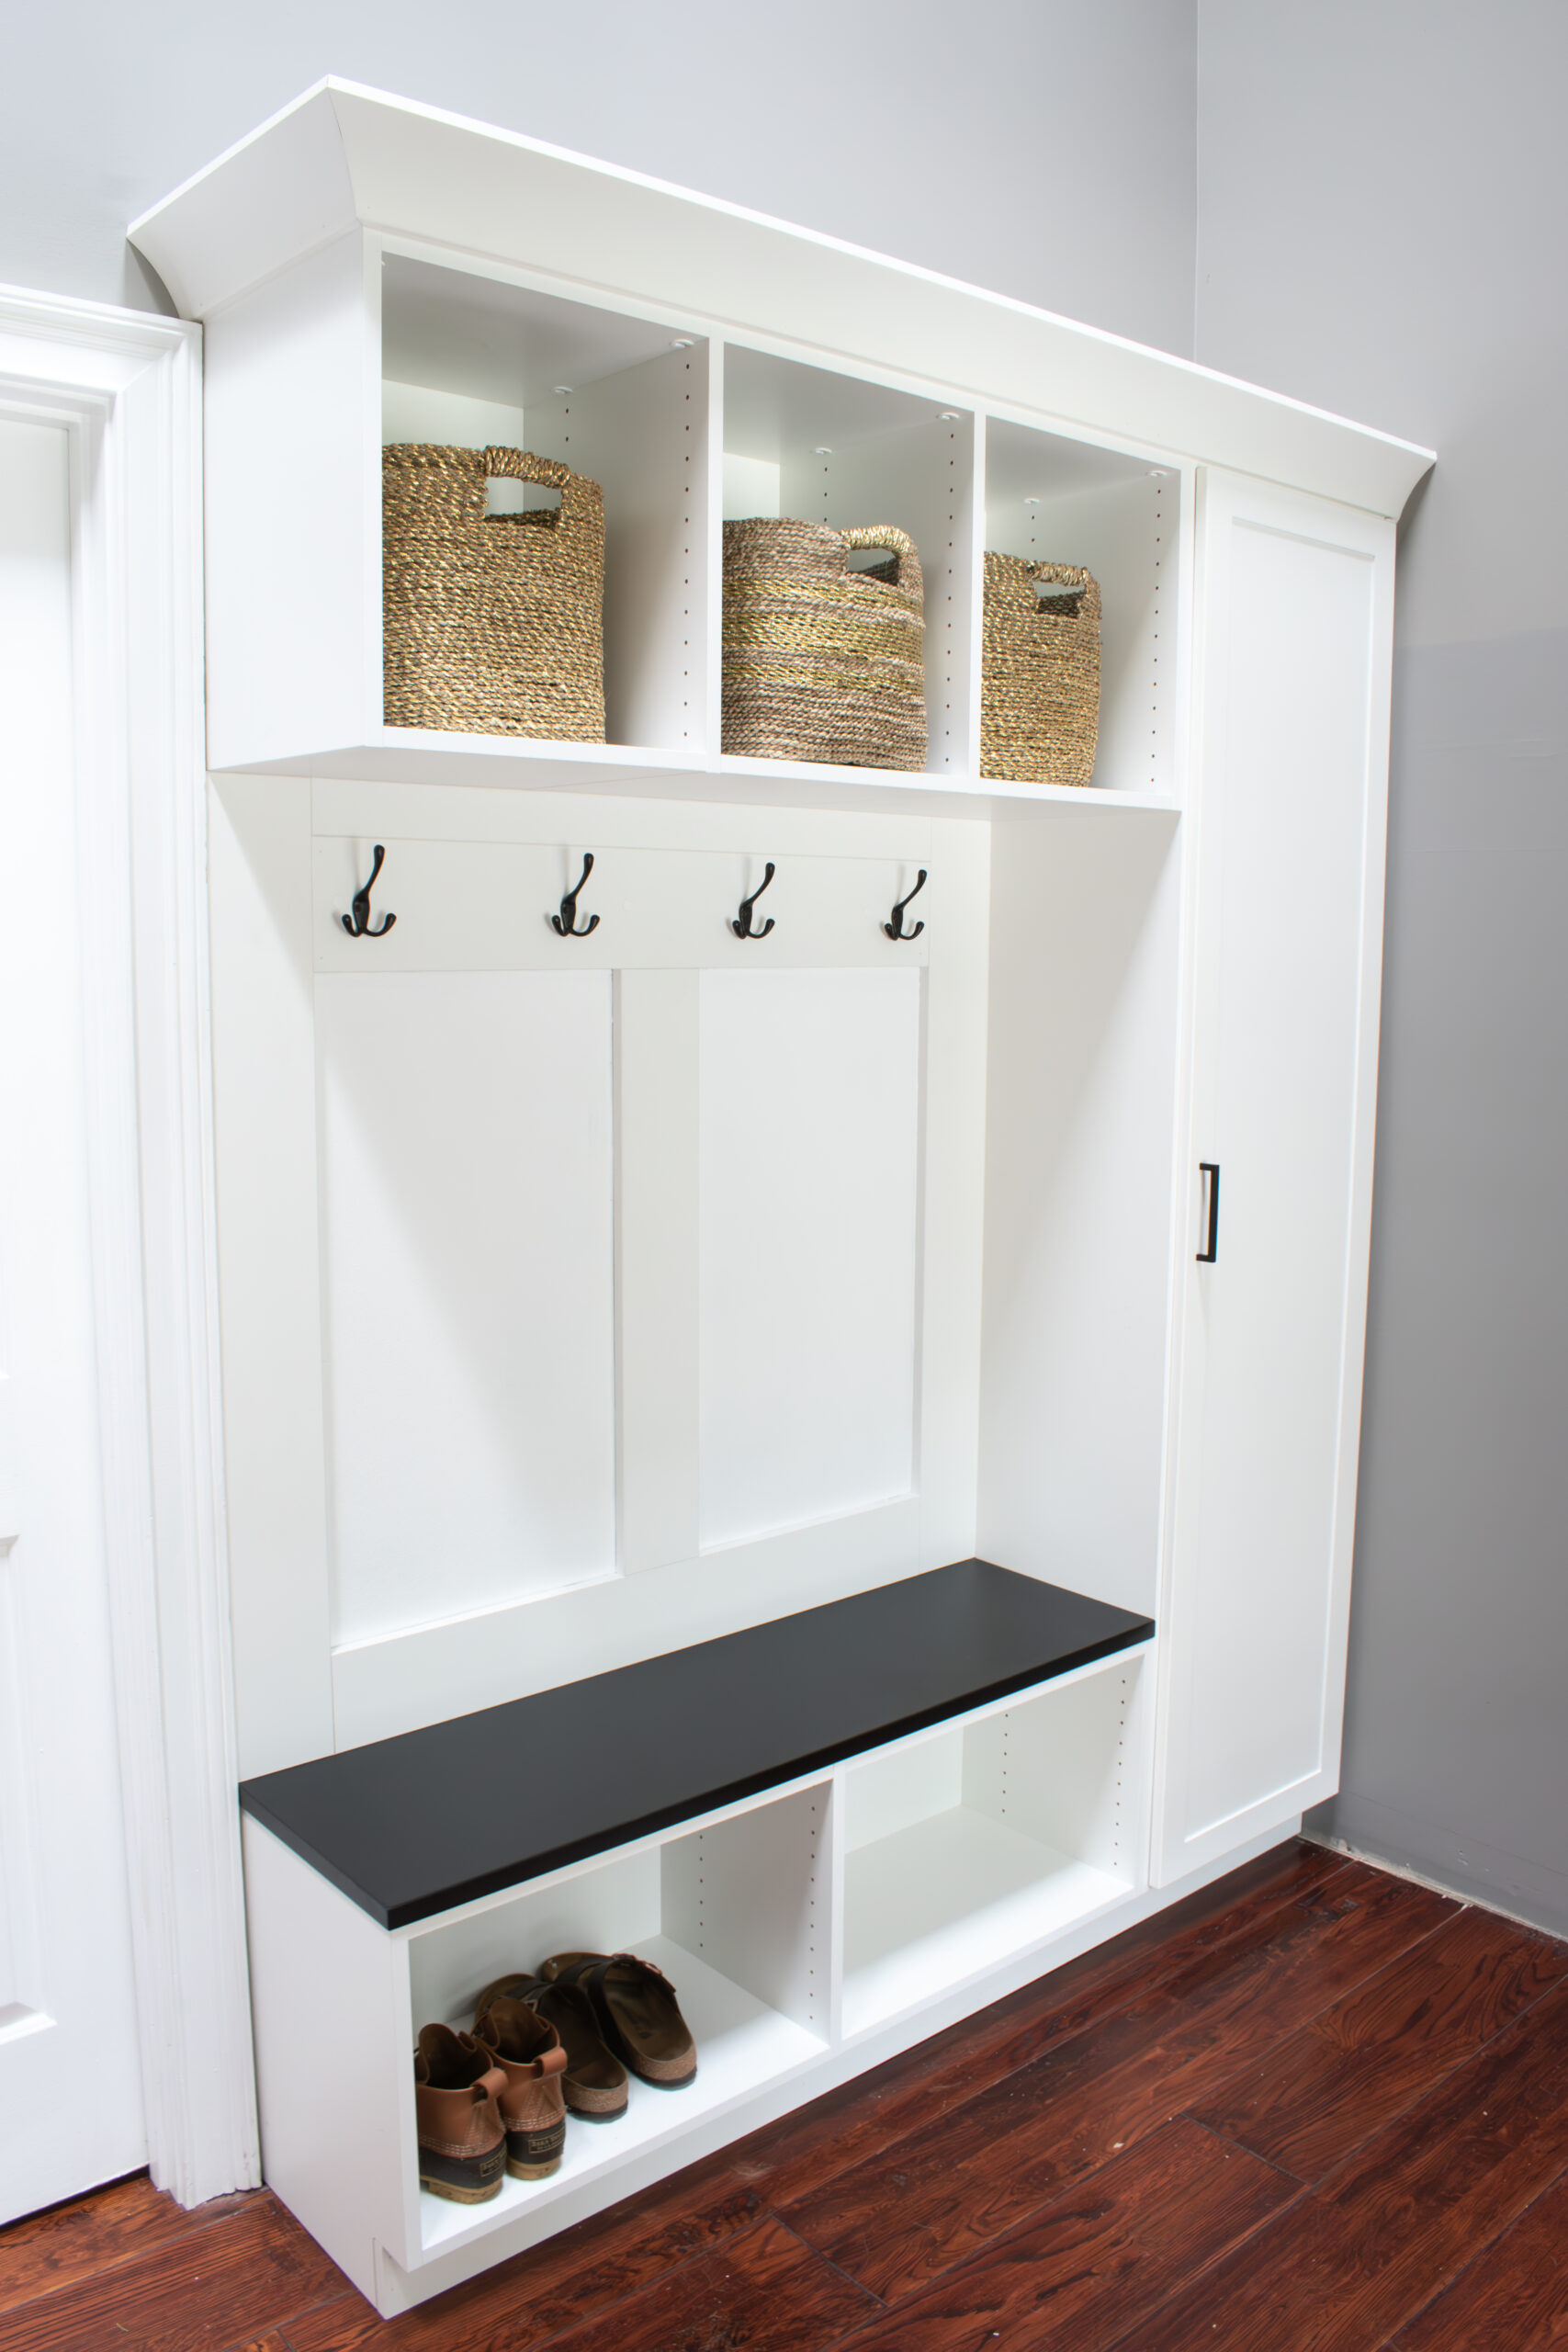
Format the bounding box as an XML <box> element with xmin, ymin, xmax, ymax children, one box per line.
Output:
<box><xmin>240</xmin><ymin>1561</ymin><xmax>1152</xmax><ymax>2312</ymax></box>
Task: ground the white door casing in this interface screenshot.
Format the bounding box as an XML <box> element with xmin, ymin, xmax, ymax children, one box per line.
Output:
<box><xmin>0</xmin><ymin>286</ymin><xmax>256</xmax><ymax>2206</ymax></box>
<box><xmin>0</xmin><ymin>414</ymin><xmax>147</xmax><ymax>2216</ymax></box>
<box><xmin>1153</xmin><ymin>469</ymin><xmax>1393</xmax><ymax>1883</ymax></box>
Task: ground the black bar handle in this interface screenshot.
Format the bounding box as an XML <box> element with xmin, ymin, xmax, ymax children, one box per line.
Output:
<box><xmin>1197</xmin><ymin>1161</ymin><xmax>1221</xmax><ymax>1263</ymax></box>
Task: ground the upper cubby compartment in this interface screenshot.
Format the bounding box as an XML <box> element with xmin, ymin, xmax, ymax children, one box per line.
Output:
<box><xmin>718</xmin><ymin>346</ymin><xmax>976</xmax><ymax>786</ymax></box>
<box><xmin>983</xmin><ymin>421</ymin><xmax>1177</xmax><ymax>801</ymax></box>
<box><xmin>380</xmin><ymin>258</ymin><xmax>706</xmax><ymax>763</ymax></box>
<box><xmin>195</xmin><ymin>226</ymin><xmax>711</xmax><ymax>788</ymax></box>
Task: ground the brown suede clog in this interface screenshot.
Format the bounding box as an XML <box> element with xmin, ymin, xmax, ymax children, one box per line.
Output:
<box><xmin>538</xmin><ymin>1951</ymin><xmax>697</xmax><ymax>2088</ymax></box>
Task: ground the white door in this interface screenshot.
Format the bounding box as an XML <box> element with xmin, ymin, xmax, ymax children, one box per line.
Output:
<box><xmin>0</xmin><ymin>416</ymin><xmax>147</xmax><ymax>2213</ymax></box>
<box><xmin>1154</xmin><ymin>469</ymin><xmax>1394</xmax><ymax>1884</ymax></box>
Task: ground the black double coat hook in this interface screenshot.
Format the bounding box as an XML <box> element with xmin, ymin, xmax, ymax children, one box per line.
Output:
<box><xmin>732</xmin><ymin>862</ymin><xmax>776</xmax><ymax>939</ymax></box>
<box><xmin>551</xmin><ymin>854</ymin><xmax>601</xmax><ymax>937</ymax></box>
<box><xmin>342</xmin><ymin>844</ymin><xmax>395</xmax><ymax>937</ymax></box>
<box><xmin>884</xmin><ymin>869</ymin><xmax>928</xmax><ymax>941</ymax></box>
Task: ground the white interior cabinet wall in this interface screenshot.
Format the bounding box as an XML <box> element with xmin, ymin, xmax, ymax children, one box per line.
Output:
<box><xmin>1154</xmin><ymin>470</ymin><xmax>1394</xmax><ymax>1883</ymax></box>
<box><xmin>976</xmin><ymin>803</ymin><xmax>1185</xmax><ymax>1622</ymax></box>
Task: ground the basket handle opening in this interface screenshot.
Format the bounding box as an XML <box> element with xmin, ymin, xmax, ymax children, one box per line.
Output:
<box><xmin>485</xmin><ymin>478</ymin><xmax>562</xmax><ymax>525</ymax></box>
<box><xmin>843</xmin><ymin>526</ymin><xmax>915</xmax><ymax>587</ymax></box>
<box><xmin>483</xmin><ymin>447</ymin><xmax>569</xmax><ymax>529</ymax></box>
<box><xmin>1032</xmin><ymin>566</ymin><xmax>1089</xmax><ymax>611</ymax></box>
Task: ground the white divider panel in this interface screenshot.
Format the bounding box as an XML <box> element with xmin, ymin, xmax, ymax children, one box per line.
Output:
<box><xmin>527</xmin><ymin>346</ymin><xmax>707</xmax><ymax>755</ymax></box>
<box><xmin>698</xmin><ymin>967</ymin><xmax>921</xmax><ymax>1552</ymax></box>
<box><xmin>662</xmin><ymin>1784</ymin><xmax>829</xmax><ymax>2038</ymax></box>
<box><xmin>316</xmin><ymin>970</ymin><xmax>615</xmax><ymax>1644</ymax></box>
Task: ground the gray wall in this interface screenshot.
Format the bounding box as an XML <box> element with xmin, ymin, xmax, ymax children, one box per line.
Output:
<box><xmin>0</xmin><ymin>0</ymin><xmax>1197</xmax><ymax>353</ymax></box>
<box><xmin>9</xmin><ymin>4</ymin><xmax>1562</xmax><ymax>1929</ymax></box>
<box><xmin>1197</xmin><ymin>0</ymin><xmax>1568</xmax><ymax>1933</ymax></box>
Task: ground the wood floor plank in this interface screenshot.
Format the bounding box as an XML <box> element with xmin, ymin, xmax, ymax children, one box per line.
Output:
<box><xmin>723</xmin><ymin>1838</ymin><xmax>1358</xmax><ymax>2211</ymax></box>
<box><xmin>280</xmin><ymin>2174</ymin><xmax>771</xmax><ymax>2349</ymax></box>
<box><xmin>512</xmin><ymin>2214</ymin><xmax>876</xmax><ymax>2352</ymax></box>
<box><xmin>0</xmin><ymin>2174</ymin><xmax>258</xmax><ymax>2317</ymax></box>
<box><xmin>1194</xmin><ymin>1905</ymin><xmax>1568</xmax><ymax>2182</ymax></box>
<box><xmin>0</xmin><ymin>2194</ymin><xmax>345</xmax><ymax>2352</ymax></box>
<box><xmin>829</xmin><ymin>2117</ymin><xmax>1297</xmax><ymax>2352</ymax></box>
<box><xmin>278</xmin><ymin>1851</ymin><xmax>1345</xmax><ymax>2347</ymax></box>
<box><xmin>1383</xmin><ymin>2165</ymin><xmax>1568</xmax><ymax>2350</ymax></box>
<box><xmin>782</xmin><ymin>1867</ymin><xmax>1454</xmax><ymax>2301</ymax></box>
<box><xmin>1129</xmin><ymin>1978</ymin><xmax>1568</xmax><ymax>2352</ymax></box>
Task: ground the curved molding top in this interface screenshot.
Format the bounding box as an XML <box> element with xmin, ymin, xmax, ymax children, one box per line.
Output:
<box><xmin>129</xmin><ymin>78</ymin><xmax>1434</xmax><ymax>519</ymax></box>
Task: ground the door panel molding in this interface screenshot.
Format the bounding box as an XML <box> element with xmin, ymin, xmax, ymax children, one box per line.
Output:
<box><xmin>0</xmin><ymin>286</ymin><xmax>257</xmax><ymax>2202</ymax></box>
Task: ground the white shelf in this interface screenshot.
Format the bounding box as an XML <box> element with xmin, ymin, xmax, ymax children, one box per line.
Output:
<box><xmin>418</xmin><ymin>1933</ymin><xmax>824</xmax><ymax>2261</ymax></box>
<box><xmin>223</xmin><ymin>732</ymin><xmax>701</xmax><ymax>791</ymax></box>
<box><xmin>218</xmin><ymin>731</ymin><xmax>1179</xmax><ymax>819</ymax></box>
<box><xmin>842</xmin><ymin>1808</ymin><xmax>1127</xmax><ymax>2039</ymax></box>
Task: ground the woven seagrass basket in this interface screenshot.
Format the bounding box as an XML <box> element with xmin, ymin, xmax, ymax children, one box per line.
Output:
<box><xmin>383</xmin><ymin>445</ymin><xmax>605</xmax><ymax>740</ymax></box>
<box><xmin>722</xmin><ymin>517</ymin><xmax>926</xmax><ymax>769</ymax></box>
<box><xmin>980</xmin><ymin>555</ymin><xmax>1100</xmax><ymax>785</ymax></box>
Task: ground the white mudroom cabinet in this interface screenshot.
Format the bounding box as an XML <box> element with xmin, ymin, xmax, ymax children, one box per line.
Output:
<box><xmin>132</xmin><ymin>81</ymin><xmax>1431</xmax><ymax>2314</ymax></box>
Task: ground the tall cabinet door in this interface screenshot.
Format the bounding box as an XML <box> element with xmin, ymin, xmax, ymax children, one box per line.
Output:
<box><xmin>1153</xmin><ymin>469</ymin><xmax>1395</xmax><ymax>1885</ymax></box>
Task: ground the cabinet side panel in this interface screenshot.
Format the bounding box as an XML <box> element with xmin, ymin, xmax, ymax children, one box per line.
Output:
<box><xmin>243</xmin><ymin>1817</ymin><xmax>406</xmax><ymax>2299</ymax></box>
<box><xmin>204</xmin><ymin>232</ymin><xmax>373</xmax><ymax>770</ymax></box>
<box><xmin>210</xmin><ymin>779</ymin><xmax>334</xmax><ymax>1774</ymax></box>
<box><xmin>977</xmin><ymin>806</ymin><xmax>1182</xmax><ymax>1618</ymax></box>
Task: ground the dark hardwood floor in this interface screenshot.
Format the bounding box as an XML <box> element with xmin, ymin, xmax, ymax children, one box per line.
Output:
<box><xmin>6</xmin><ymin>1838</ymin><xmax>1568</xmax><ymax>2350</ymax></box>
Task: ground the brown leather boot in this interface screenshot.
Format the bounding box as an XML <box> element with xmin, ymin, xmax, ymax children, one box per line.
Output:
<box><xmin>474</xmin><ymin>1972</ymin><xmax>628</xmax><ymax>2120</ymax></box>
<box><xmin>473</xmin><ymin>1996</ymin><xmax>569</xmax><ymax>2177</ymax></box>
<box><xmin>413</xmin><ymin>2024</ymin><xmax>507</xmax><ymax>2203</ymax></box>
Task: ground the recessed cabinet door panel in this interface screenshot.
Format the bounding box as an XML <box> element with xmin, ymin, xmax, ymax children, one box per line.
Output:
<box><xmin>698</xmin><ymin>967</ymin><xmax>921</xmax><ymax>1551</ymax></box>
<box><xmin>1155</xmin><ymin>472</ymin><xmax>1393</xmax><ymax>1883</ymax></box>
<box><xmin>317</xmin><ymin>970</ymin><xmax>615</xmax><ymax>1644</ymax></box>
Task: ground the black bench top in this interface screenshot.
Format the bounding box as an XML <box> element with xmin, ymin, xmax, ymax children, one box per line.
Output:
<box><xmin>239</xmin><ymin>1558</ymin><xmax>1154</xmax><ymax>1928</ymax></box>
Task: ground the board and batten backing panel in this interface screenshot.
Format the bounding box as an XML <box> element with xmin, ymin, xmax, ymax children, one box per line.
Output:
<box><xmin>198</xmin><ymin>786</ymin><xmax>996</xmax><ymax>1761</ymax></box>
<box><xmin>315</xmin><ymin>969</ymin><xmax>616</xmax><ymax>1646</ymax></box>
